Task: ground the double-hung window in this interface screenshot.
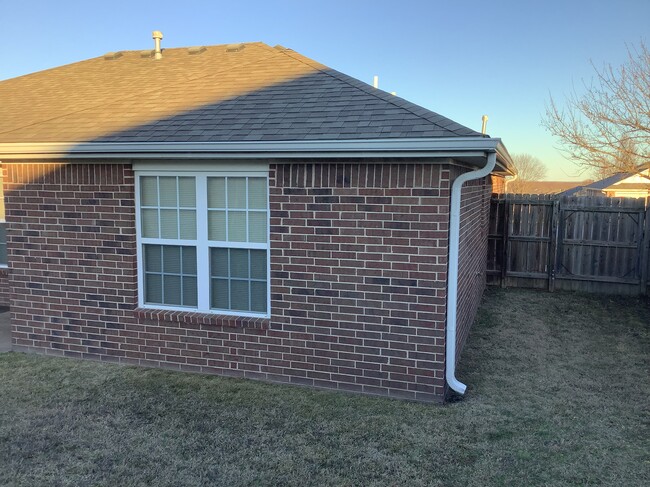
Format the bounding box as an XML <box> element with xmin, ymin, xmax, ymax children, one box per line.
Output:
<box><xmin>136</xmin><ymin>169</ymin><xmax>269</xmax><ymax>317</ymax></box>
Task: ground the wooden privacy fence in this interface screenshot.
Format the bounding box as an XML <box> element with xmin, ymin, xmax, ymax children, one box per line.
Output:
<box><xmin>487</xmin><ymin>194</ymin><xmax>650</xmax><ymax>295</ymax></box>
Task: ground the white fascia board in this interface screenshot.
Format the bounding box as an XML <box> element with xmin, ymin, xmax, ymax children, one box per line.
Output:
<box><xmin>0</xmin><ymin>137</ymin><xmax>516</xmax><ymax>175</ymax></box>
<box><xmin>0</xmin><ymin>137</ymin><xmax>500</xmax><ymax>158</ymax></box>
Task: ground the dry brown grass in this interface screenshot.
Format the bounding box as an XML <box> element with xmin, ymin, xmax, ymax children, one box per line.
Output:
<box><xmin>1</xmin><ymin>288</ymin><xmax>648</xmax><ymax>486</ymax></box>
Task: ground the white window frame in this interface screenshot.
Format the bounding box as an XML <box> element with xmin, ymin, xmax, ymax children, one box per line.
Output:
<box><xmin>135</xmin><ymin>167</ymin><xmax>270</xmax><ymax>318</ymax></box>
<box><xmin>0</xmin><ymin>221</ymin><xmax>6</xmax><ymax>268</ymax></box>
<box><xmin>0</xmin><ymin>167</ymin><xmax>6</xmax><ymax>268</ymax></box>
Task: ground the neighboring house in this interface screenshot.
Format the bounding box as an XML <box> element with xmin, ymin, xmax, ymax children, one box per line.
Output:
<box><xmin>509</xmin><ymin>180</ymin><xmax>593</xmax><ymax>195</ymax></box>
<box><xmin>0</xmin><ymin>37</ymin><xmax>515</xmax><ymax>402</ymax></box>
<box><xmin>561</xmin><ymin>169</ymin><xmax>650</xmax><ymax>203</ymax></box>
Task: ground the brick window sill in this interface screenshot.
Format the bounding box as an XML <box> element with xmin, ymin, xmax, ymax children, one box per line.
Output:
<box><xmin>134</xmin><ymin>308</ymin><xmax>270</xmax><ymax>330</ymax></box>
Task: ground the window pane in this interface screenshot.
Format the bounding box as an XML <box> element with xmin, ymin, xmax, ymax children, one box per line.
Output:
<box><xmin>210</xmin><ymin>248</ymin><xmax>228</xmax><ymax>277</ymax></box>
<box><xmin>178</xmin><ymin>177</ymin><xmax>196</xmax><ymax>207</ymax></box>
<box><xmin>144</xmin><ymin>244</ymin><xmax>162</xmax><ymax>272</ymax></box>
<box><xmin>230</xmin><ymin>249</ymin><xmax>249</xmax><ymax>278</ymax></box>
<box><xmin>228</xmin><ymin>211</ymin><xmax>246</xmax><ymax>242</ymax></box>
<box><xmin>0</xmin><ymin>224</ymin><xmax>7</xmax><ymax>266</ymax></box>
<box><xmin>227</xmin><ymin>178</ymin><xmax>246</xmax><ymax>209</ymax></box>
<box><xmin>182</xmin><ymin>246</ymin><xmax>197</xmax><ymax>275</ymax></box>
<box><xmin>179</xmin><ymin>210</ymin><xmax>196</xmax><ymax>240</ymax></box>
<box><xmin>159</xmin><ymin>177</ymin><xmax>177</xmax><ymax>207</ymax></box>
<box><xmin>163</xmin><ymin>246</ymin><xmax>181</xmax><ymax>273</ymax></box>
<box><xmin>230</xmin><ymin>280</ymin><xmax>249</xmax><ymax>311</ymax></box>
<box><xmin>164</xmin><ymin>275</ymin><xmax>182</xmax><ymax>305</ymax></box>
<box><xmin>183</xmin><ymin>277</ymin><xmax>198</xmax><ymax>307</ymax></box>
<box><xmin>207</xmin><ymin>177</ymin><xmax>225</xmax><ymax>208</ymax></box>
<box><xmin>145</xmin><ymin>274</ymin><xmax>163</xmax><ymax>303</ymax></box>
<box><xmin>251</xmin><ymin>281</ymin><xmax>267</xmax><ymax>313</ymax></box>
<box><xmin>211</xmin><ymin>278</ymin><xmax>229</xmax><ymax>309</ymax></box>
<box><xmin>141</xmin><ymin>208</ymin><xmax>159</xmax><ymax>238</ymax></box>
<box><xmin>248</xmin><ymin>211</ymin><xmax>267</xmax><ymax>243</ymax></box>
<box><xmin>140</xmin><ymin>177</ymin><xmax>158</xmax><ymax>206</ymax></box>
<box><xmin>208</xmin><ymin>210</ymin><xmax>226</xmax><ymax>241</ymax></box>
<box><xmin>248</xmin><ymin>178</ymin><xmax>267</xmax><ymax>209</ymax></box>
<box><xmin>250</xmin><ymin>250</ymin><xmax>267</xmax><ymax>280</ymax></box>
<box><xmin>143</xmin><ymin>244</ymin><xmax>197</xmax><ymax>308</ymax></box>
<box><xmin>160</xmin><ymin>209</ymin><xmax>178</xmax><ymax>239</ymax></box>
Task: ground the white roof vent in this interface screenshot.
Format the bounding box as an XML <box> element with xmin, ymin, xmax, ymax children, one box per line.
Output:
<box><xmin>152</xmin><ymin>30</ymin><xmax>163</xmax><ymax>60</ymax></box>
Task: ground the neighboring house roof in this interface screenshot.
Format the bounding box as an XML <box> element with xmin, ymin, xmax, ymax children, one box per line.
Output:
<box><xmin>559</xmin><ymin>185</ymin><xmax>587</xmax><ymax>196</ymax></box>
<box><xmin>587</xmin><ymin>172</ymin><xmax>633</xmax><ymax>190</ymax></box>
<box><xmin>0</xmin><ymin>41</ymin><xmax>514</xmax><ymax>173</ymax></box>
<box><xmin>514</xmin><ymin>180</ymin><xmax>589</xmax><ymax>194</ymax></box>
<box><xmin>560</xmin><ymin>170</ymin><xmax>650</xmax><ymax>197</ymax></box>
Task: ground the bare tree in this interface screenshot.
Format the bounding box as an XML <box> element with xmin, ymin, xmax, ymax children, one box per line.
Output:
<box><xmin>509</xmin><ymin>153</ymin><xmax>548</xmax><ymax>193</ymax></box>
<box><xmin>543</xmin><ymin>42</ymin><xmax>650</xmax><ymax>176</ymax></box>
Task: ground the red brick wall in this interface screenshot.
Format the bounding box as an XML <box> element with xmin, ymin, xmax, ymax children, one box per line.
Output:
<box><xmin>6</xmin><ymin>163</ymin><xmax>138</xmax><ymax>354</ymax></box>
<box><xmin>5</xmin><ymin>161</ymin><xmax>492</xmax><ymax>402</ymax></box>
<box><xmin>268</xmin><ymin>163</ymin><xmax>450</xmax><ymax>401</ymax></box>
<box><xmin>491</xmin><ymin>174</ymin><xmax>506</xmax><ymax>194</ymax></box>
<box><xmin>454</xmin><ymin>172</ymin><xmax>492</xmax><ymax>359</ymax></box>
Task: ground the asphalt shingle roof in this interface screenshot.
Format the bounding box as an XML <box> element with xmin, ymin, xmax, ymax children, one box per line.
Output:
<box><xmin>586</xmin><ymin>173</ymin><xmax>634</xmax><ymax>190</ymax></box>
<box><xmin>0</xmin><ymin>42</ymin><xmax>481</xmax><ymax>144</ymax></box>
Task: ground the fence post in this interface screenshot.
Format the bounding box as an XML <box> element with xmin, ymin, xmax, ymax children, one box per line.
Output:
<box><xmin>640</xmin><ymin>204</ymin><xmax>650</xmax><ymax>296</ymax></box>
<box><xmin>500</xmin><ymin>196</ymin><xmax>510</xmax><ymax>288</ymax></box>
<box><xmin>548</xmin><ymin>198</ymin><xmax>560</xmax><ymax>292</ymax></box>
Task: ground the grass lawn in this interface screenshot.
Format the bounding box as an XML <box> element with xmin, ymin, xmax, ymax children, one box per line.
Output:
<box><xmin>1</xmin><ymin>288</ymin><xmax>649</xmax><ymax>486</ymax></box>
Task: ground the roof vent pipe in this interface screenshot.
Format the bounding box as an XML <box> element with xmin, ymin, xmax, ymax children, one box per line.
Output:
<box><xmin>481</xmin><ymin>115</ymin><xmax>488</xmax><ymax>134</ymax></box>
<box><xmin>373</xmin><ymin>76</ymin><xmax>379</xmax><ymax>88</ymax></box>
<box><xmin>152</xmin><ymin>31</ymin><xmax>163</xmax><ymax>60</ymax></box>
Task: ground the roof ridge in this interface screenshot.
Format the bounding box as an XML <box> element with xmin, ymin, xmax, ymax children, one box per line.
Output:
<box><xmin>0</xmin><ymin>56</ymin><xmax>100</xmax><ymax>84</ymax></box>
<box><xmin>276</xmin><ymin>48</ymin><xmax>481</xmax><ymax>137</ymax></box>
<box><xmin>0</xmin><ymin>42</ymin><xmax>270</xmax><ymax>83</ymax></box>
<box><xmin>112</xmin><ymin>41</ymin><xmax>271</xmax><ymax>55</ymax></box>
<box><xmin>0</xmin><ymin>44</ymin><xmax>282</xmax><ymax>138</ymax></box>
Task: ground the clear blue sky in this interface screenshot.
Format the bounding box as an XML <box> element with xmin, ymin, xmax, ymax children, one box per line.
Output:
<box><xmin>1</xmin><ymin>0</ymin><xmax>648</xmax><ymax>180</ymax></box>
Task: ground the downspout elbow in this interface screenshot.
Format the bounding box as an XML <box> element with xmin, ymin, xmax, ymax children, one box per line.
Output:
<box><xmin>446</xmin><ymin>151</ymin><xmax>498</xmax><ymax>395</ymax></box>
<box><xmin>504</xmin><ymin>172</ymin><xmax>518</xmax><ymax>193</ymax></box>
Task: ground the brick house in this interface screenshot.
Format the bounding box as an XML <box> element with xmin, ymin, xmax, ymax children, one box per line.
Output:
<box><xmin>0</xmin><ymin>38</ymin><xmax>514</xmax><ymax>402</ymax></box>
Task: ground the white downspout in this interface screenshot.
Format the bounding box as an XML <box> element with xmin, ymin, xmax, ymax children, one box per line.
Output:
<box><xmin>446</xmin><ymin>151</ymin><xmax>497</xmax><ymax>394</ymax></box>
<box><xmin>504</xmin><ymin>172</ymin><xmax>518</xmax><ymax>193</ymax></box>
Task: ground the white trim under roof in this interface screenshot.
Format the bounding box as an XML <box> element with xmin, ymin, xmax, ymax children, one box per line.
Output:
<box><xmin>0</xmin><ymin>137</ymin><xmax>516</xmax><ymax>174</ymax></box>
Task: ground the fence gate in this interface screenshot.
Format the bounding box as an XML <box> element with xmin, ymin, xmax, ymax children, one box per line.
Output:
<box><xmin>488</xmin><ymin>194</ymin><xmax>650</xmax><ymax>295</ymax></box>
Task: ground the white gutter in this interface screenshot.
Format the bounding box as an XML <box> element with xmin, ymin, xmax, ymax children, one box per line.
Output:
<box><xmin>446</xmin><ymin>151</ymin><xmax>497</xmax><ymax>395</ymax></box>
<box><xmin>0</xmin><ymin>137</ymin><xmax>500</xmax><ymax>156</ymax></box>
<box><xmin>0</xmin><ymin>138</ymin><xmax>516</xmax><ymax>175</ymax></box>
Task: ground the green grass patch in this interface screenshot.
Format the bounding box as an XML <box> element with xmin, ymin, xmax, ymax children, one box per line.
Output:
<box><xmin>1</xmin><ymin>288</ymin><xmax>649</xmax><ymax>486</ymax></box>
